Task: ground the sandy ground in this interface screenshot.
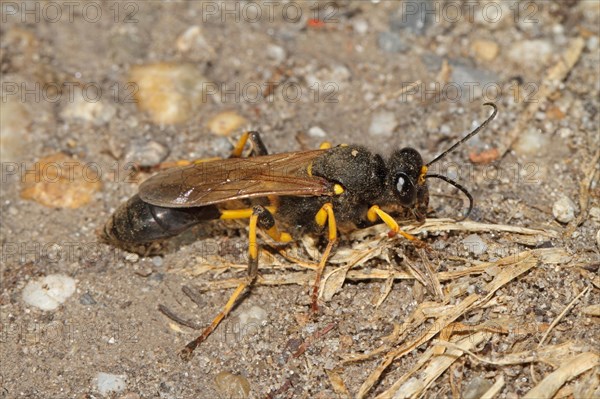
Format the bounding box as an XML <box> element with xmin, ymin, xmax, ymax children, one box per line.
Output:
<box><xmin>1</xmin><ymin>1</ymin><xmax>599</xmax><ymax>398</ymax></box>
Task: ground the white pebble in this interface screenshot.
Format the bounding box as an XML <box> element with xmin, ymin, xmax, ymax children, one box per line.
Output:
<box><xmin>238</xmin><ymin>305</ymin><xmax>268</xmax><ymax>327</ymax></box>
<box><xmin>152</xmin><ymin>256</ymin><xmax>163</xmax><ymax>267</ymax></box>
<box><xmin>308</xmin><ymin>126</ymin><xmax>327</xmax><ymax>138</ymax></box>
<box><xmin>596</xmin><ymin>230</ymin><xmax>600</xmax><ymax>249</ymax></box>
<box><xmin>125</xmin><ymin>253</ymin><xmax>139</xmax><ymax>263</ymax></box>
<box><xmin>266</xmin><ymin>44</ymin><xmax>286</xmax><ymax>63</ymax></box>
<box><xmin>552</xmin><ymin>195</ymin><xmax>577</xmax><ymax>223</ymax></box>
<box><xmin>95</xmin><ymin>372</ymin><xmax>127</xmax><ymax>396</ymax></box>
<box><xmin>352</xmin><ymin>19</ymin><xmax>369</xmax><ymax>35</ymax></box>
<box><xmin>513</xmin><ymin>128</ymin><xmax>549</xmax><ymax>155</ymax></box>
<box><xmin>368</xmin><ymin>111</ymin><xmax>397</xmax><ymax>137</ymax></box>
<box><xmin>60</xmin><ymin>87</ymin><xmax>116</xmax><ymax>126</ymax></box>
<box><xmin>22</xmin><ymin>274</ymin><xmax>77</xmax><ymax>311</ymax></box>
<box><xmin>462</xmin><ymin>234</ymin><xmax>487</xmax><ymax>256</ymax></box>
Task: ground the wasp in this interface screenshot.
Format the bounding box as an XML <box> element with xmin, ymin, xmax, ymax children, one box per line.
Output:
<box><xmin>103</xmin><ymin>103</ymin><xmax>497</xmax><ymax>360</ymax></box>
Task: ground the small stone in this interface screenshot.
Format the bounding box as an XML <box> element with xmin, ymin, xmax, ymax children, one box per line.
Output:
<box><xmin>266</xmin><ymin>44</ymin><xmax>286</xmax><ymax>63</ymax></box>
<box><xmin>513</xmin><ymin>128</ymin><xmax>549</xmax><ymax>156</ymax></box>
<box><xmin>552</xmin><ymin>195</ymin><xmax>577</xmax><ymax>223</ymax></box>
<box><xmin>22</xmin><ymin>274</ymin><xmax>77</xmax><ymax>311</ymax></box>
<box><xmin>508</xmin><ymin>40</ymin><xmax>553</xmax><ymax>67</ymax></box>
<box><xmin>304</xmin><ymin>64</ymin><xmax>351</xmax><ymax>90</ymax></box>
<box><xmin>152</xmin><ymin>256</ymin><xmax>163</xmax><ymax>267</ymax></box>
<box><xmin>462</xmin><ymin>234</ymin><xmax>487</xmax><ymax>256</ymax></box>
<box><xmin>207</xmin><ymin>110</ymin><xmax>247</xmax><ymax>136</ymax></box>
<box><xmin>176</xmin><ymin>25</ymin><xmax>214</xmax><ymax>58</ymax></box>
<box><xmin>596</xmin><ymin>230</ymin><xmax>600</xmax><ymax>249</ymax></box>
<box><xmin>214</xmin><ymin>371</ymin><xmax>251</xmax><ymax>399</ymax></box>
<box><xmin>471</xmin><ymin>39</ymin><xmax>499</xmax><ymax>61</ymax></box>
<box><xmin>125</xmin><ymin>253</ymin><xmax>139</xmax><ymax>263</ymax></box>
<box><xmin>308</xmin><ymin>126</ymin><xmax>327</xmax><ymax>138</ymax></box>
<box><xmin>96</xmin><ymin>372</ymin><xmax>127</xmax><ymax>396</ymax></box>
<box><xmin>80</xmin><ymin>292</ymin><xmax>97</xmax><ymax>305</ymax></box>
<box><xmin>463</xmin><ymin>376</ymin><xmax>494</xmax><ymax>399</ymax></box>
<box><xmin>130</xmin><ymin>62</ymin><xmax>208</xmax><ymax>125</ymax></box>
<box><xmin>378</xmin><ymin>31</ymin><xmax>408</xmax><ymax>53</ymax></box>
<box><xmin>352</xmin><ymin>19</ymin><xmax>369</xmax><ymax>35</ymax></box>
<box><xmin>123</xmin><ymin>140</ymin><xmax>169</xmax><ymax>168</ymax></box>
<box><xmin>589</xmin><ymin>207</ymin><xmax>600</xmax><ymax>221</ymax></box>
<box><xmin>369</xmin><ymin>111</ymin><xmax>397</xmax><ymax>137</ymax></box>
<box><xmin>469</xmin><ymin>148</ymin><xmax>500</xmax><ymax>164</ymax></box>
<box><xmin>60</xmin><ymin>86</ymin><xmax>116</xmax><ymax>126</ymax></box>
<box><xmin>20</xmin><ymin>153</ymin><xmax>102</xmax><ymax>208</ymax></box>
<box><xmin>239</xmin><ymin>305</ymin><xmax>268</xmax><ymax>327</ymax></box>
<box><xmin>0</xmin><ymin>94</ymin><xmax>31</xmax><ymax>161</ymax></box>
<box><xmin>449</xmin><ymin>61</ymin><xmax>499</xmax><ymax>98</ymax></box>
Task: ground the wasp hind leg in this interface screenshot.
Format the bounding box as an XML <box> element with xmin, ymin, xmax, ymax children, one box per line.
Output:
<box><xmin>180</xmin><ymin>205</ymin><xmax>290</xmax><ymax>361</ymax></box>
<box><xmin>311</xmin><ymin>203</ymin><xmax>338</xmax><ymax>313</ymax></box>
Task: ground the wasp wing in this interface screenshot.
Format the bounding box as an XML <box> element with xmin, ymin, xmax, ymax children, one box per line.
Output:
<box><xmin>139</xmin><ymin>150</ymin><xmax>334</xmax><ymax>207</ymax></box>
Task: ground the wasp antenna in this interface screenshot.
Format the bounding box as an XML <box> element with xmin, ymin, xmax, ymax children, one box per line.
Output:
<box><xmin>425</xmin><ymin>173</ymin><xmax>474</xmax><ymax>221</ymax></box>
<box><xmin>426</xmin><ymin>102</ymin><xmax>498</xmax><ymax>167</ymax></box>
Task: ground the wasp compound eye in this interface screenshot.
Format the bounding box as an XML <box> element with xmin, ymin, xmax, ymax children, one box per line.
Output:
<box><xmin>396</xmin><ymin>172</ymin><xmax>416</xmax><ymax>206</ymax></box>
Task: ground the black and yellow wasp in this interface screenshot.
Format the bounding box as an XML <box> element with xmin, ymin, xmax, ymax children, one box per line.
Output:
<box><xmin>103</xmin><ymin>103</ymin><xmax>497</xmax><ymax>360</ymax></box>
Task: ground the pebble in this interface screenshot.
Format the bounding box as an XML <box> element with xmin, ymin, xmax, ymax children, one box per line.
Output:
<box><xmin>308</xmin><ymin>126</ymin><xmax>327</xmax><ymax>138</ymax></box>
<box><xmin>586</xmin><ymin>35</ymin><xmax>599</xmax><ymax>52</ymax></box>
<box><xmin>512</xmin><ymin>128</ymin><xmax>549</xmax><ymax>156</ymax></box>
<box><xmin>471</xmin><ymin>39</ymin><xmax>499</xmax><ymax>61</ymax></box>
<box><xmin>214</xmin><ymin>371</ymin><xmax>251</xmax><ymax>398</ymax></box>
<box><xmin>368</xmin><ymin>111</ymin><xmax>397</xmax><ymax>137</ymax></box>
<box><xmin>22</xmin><ymin>274</ymin><xmax>77</xmax><ymax>311</ymax></box>
<box><xmin>266</xmin><ymin>44</ymin><xmax>286</xmax><ymax>63</ymax></box>
<box><xmin>125</xmin><ymin>253</ymin><xmax>139</xmax><ymax>263</ymax></box>
<box><xmin>462</xmin><ymin>234</ymin><xmax>488</xmax><ymax>256</ymax></box>
<box><xmin>123</xmin><ymin>140</ymin><xmax>169</xmax><ymax>168</ymax></box>
<box><xmin>129</xmin><ymin>62</ymin><xmax>208</xmax><ymax>125</ymax></box>
<box><xmin>596</xmin><ymin>230</ymin><xmax>600</xmax><ymax>249</ymax></box>
<box><xmin>152</xmin><ymin>256</ymin><xmax>163</xmax><ymax>267</ymax></box>
<box><xmin>589</xmin><ymin>207</ymin><xmax>600</xmax><ymax>221</ymax></box>
<box><xmin>377</xmin><ymin>31</ymin><xmax>408</xmax><ymax>53</ymax></box>
<box><xmin>20</xmin><ymin>153</ymin><xmax>102</xmax><ymax>208</ymax></box>
<box><xmin>389</xmin><ymin>0</ymin><xmax>434</xmax><ymax>35</ymax></box>
<box><xmin>304</xmin><ymin>64</ymin><xmax>351</xmax><ymax>90</ymax></box>
<box><xmin>552</xmin><ymin>195</ymin><xmax>577</xmax><ymax>223</ymax></box>
<box><xmin>463</xmin><ymin>376</ymin><xmax>494</xmax><ymax>399</ymax></box>
<box><xmin>507</xmin><ymin>40</ymin><xmax>553</xmax><ymax>67</ymax></box>
<box><xmin>238</xmin><ymin>305</ymin><xmax>268</xmax><ymax>327</ymax></box>
<box><xmin>207</xmin><ymin>110</ymin><xmax>247</xmax><ymax>136</ymax></box>
<box><xmin>352</xmin><ymin>19</ymin><xmax>369</xmax><ymax>35</ymax></box>
<box><xmin>96</xmin><ymin>372</ymin><xmax>127</xmax><ymax>396</ymax></box>
<box><xmin>60</xmin><ymin>86</ymin><xmax>116</xmax><ymax>126</ymax></box>
<box><xmin>0</xmin><ymin>95</ymin><xmax>31</xmax><ymax>161</ymax></box>
<box><xmin>449</xmin><ymin>61</ymin><xmax>499</xmax><ymax>98</ymax></box>
<box><xmin>176</xmin><ymin>25</ymin><xmax>215</xmax><ymax>59</ymax></box>
<box><xmin>80</xmin><ymin>292</ymin><xmax>97</xmax><ymax>305</ymax></box>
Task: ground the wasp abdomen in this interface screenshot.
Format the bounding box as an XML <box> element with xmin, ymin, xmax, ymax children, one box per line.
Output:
<box><xmin>103</xmin><ymin>194</ymin><xmax>221</xmax><ymax>245</ymax></box>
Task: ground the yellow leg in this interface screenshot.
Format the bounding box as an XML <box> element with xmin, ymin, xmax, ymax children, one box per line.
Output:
<box><xmin>180</xmin><ymin>205</ymin><xmax>290</xmax><ymax>360</ymax></box>
<box><xmin>219</xmin><ymin>206</ymin><xmax>276</xmax><ymax>220</ymax></box>
<box><xmin>180</xmin><ymin>282</ymin><xmax>247</xmax><ymax>361</ymax></box>
<box><xmin>230</xmin><ymin>131</ymin><xmax>251</xmax><ymax>158</ymax></box>
<box><xmin>319</xmin><ymin>141</ymin><xmax>332</xmax><ymax>149</ymax></box>
<box><xmin>367</xmin><ymin>205</ymin><xmax>427</xmax><ymax>246</ymax></box>
<box><xmin>312</xmin><ymin>203</ymin><xmax>337</xmax><ymax>312</ymax></box>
